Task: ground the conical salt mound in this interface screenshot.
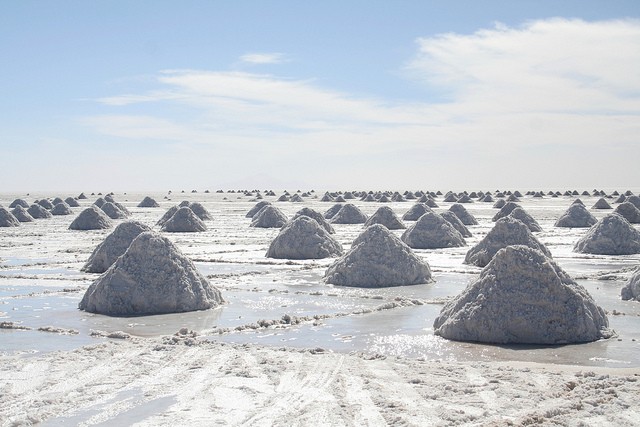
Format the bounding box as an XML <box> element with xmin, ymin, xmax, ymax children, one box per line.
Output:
<box><xmin>11</xmin><ymin>206</ymin><xmax>34</xmax><ymax>223</ymax></box>
<box><xmin>82</xmin><ymin>221</ymin><xmax>151</xmax><ymax>273</ymax></box>
<box><xmin>330</xmin><ymin>203</ymin><xmax>367</xmax><ymax>224</ymax></box>
<box><xmin>434</xmin><ymin>245</ymin><xmax>613</xmax><ymax>344</ymax></box>
<box><xmin>104</xmin><ymin>195</ymin><xmax>130</xmax><ymax>216</ymax></box>
<box><xmin>157</xmin><ymin>205</ymin><xmax>179</xmax><ymax>226</ymax></box>
<box><xmin>291</xmin><ymin>207</ymin><xmax>335</xmax><ymax>234</ymax></box>
<box><xmin>555</xmin><ymin>203</ymin><xmax>597</xmax><ymax>228</ymax></box>
<box><xmin>79</xmin><ymin>231</ymin><xmax>223</xmax><ymax>316</ymax></box>
<box><xmin>448</xmin><ymin>204</ymin><xmax>478</xmax><ymax>226</ymax></box>
<box><xmin>621</xmin><ymin>268</ymin><xmax>640</xmax><ymax>301</ymax></box>
<box><xmin>465</xmin><ymin>217</ymin><xmax>551</xmax><ymax>267</ymax></box>
<box><xmin>0</xmin><ymin>208</ymin><xmax>20</xmax><ymax>227</ymax></box>
<box><xmin>9</xmin><ymin>199</ymin><xmax>29</xmax><ymax>209</ymax></box>
<box><xmin>250</xmin><ymin>205</ymin><xmax>287</xmax><ymax>228</ymax></box>
<box><xmin>402</xmin><ymin>203</ymin><xmax>432</xmax><ymax>221</ymax></box>
<box><xmin>137</xmin><ymin>196</ymin><xmax>160</xmax><ymax>208</ymax></box>
<box><xmin>456</xmin><ymin>194</ymin><xmax>473</xmax><ymax>203</ymax></box>
<box><xmin>365</xmin><ymin>206</ymin><xmax>405</xmax><ymax>230</ymax></box>
<box><xmin>246</xmin><ymin>201</ymin><xmax>272</xmax><ymax>218</ymax></box>
<box><xmin>27</xmin><ymin>204</ymin><xmax>52</xmax><ymax>219</ymax></box>
<box><xmin>94</xmin><ymin>197</ymin><xmax>106</xmax><ymax>208</ymax></box>
<box><xmin>592</xmin><ymin>198</ymin><xmax>612</xmax><ymax>209</ymax></box>
<box><xmin>492</xmin><ymin>202</ymin><xmax>520</xmax><ymax>221</ymax></box>
<box><xmin>321</xmin><ymin>193</ymin><xmax>334</xmax><ymax>202</ymax></box>
<box><xmin>77</xmin><ymin>192</ymin><xmax>88</xmax><ymax>200</ymax></box>
<box><xmin>69</xmin><ymin>206</ymin><xmax>113</xmax><ymax>230</ymax></box>
<box><xmin>324</xmin><ymin>203</ymin><xmax>344</xmax><ymax>219</ymax></box>
<box><xmin>100</xmin><ymin>202</ymin><xmax>127</xmax><ymax>219</ymax></box>
<box><xmin>441</xmin><ymin>211</ymin><xmax>472</xmax><ymax>238</ymax></box>
<box><xmin>161</xmin><ymin>207</ymin><xmax>207</xmax><ymax>232</ymax></box>
<box><xmin>189</xmin><ymin>202</ymin><xmax>212</xmax><ymax>221</ymax></box>
<box><xmin>443</xmin><ymin>193</ymin><xmax>457</xmax><ymax>202</ymax></box>
<box><xmin>613</xmin><ymin>202</ymin><xmax>640</xmax><ymax>223</ymax></box>
<box><xmin>325</xmin><ymin>224</ymin><xmax>433</xmax><ymax>287</ymax></box>
<box><xmin>37</xmin><ymin>199</ymin><xmax>54</xmax><ymax>210</ymax></box>
<box><xmin>627</xmin><ymin>195</ymin><xmax>640</xmax><ymax>209</ymax></box>
<box><xmin>65</xmin><ymin>197</ymin><xmax>80</xmax><ymax>208</ymax></box>
<box><xmin>508</xmin><ymin>207</ymin><xmax>542</xmax><ymax>232</ymax></box>
<box><xmin>492</xmin><ymin>199</ymin><xmax>506</xmax><ymax>209</ymax></box>
<box><xmin>266</xmin><ymin>216</ymin><xmax>343</xmax><ymax>259</ymax></box>
<box><xmin>574</xmin><ymin>213</ymin><xmax>640</xmax><ymax>255</ymax></box>
<box><xmin>401</xmin><ymin>212</ymin><xmax>466</xmax><ymax>249</ymax></box>
<box><xmin>51</xmin><ymin>202</ymin><xmax>73</xmax><ymax>216</ymax></box>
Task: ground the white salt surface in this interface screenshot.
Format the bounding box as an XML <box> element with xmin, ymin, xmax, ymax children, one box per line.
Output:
<box><xmin>1</xmin><ymin>190</ymin><xmax>640</xmax><ymax>425</ymax></box>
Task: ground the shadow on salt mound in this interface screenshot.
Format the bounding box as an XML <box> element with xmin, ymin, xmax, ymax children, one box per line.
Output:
<box><xmin>137</xmin><ymin>196</ymin><xmax>160</xmax><ymax>208</ymax></box>
<box><xmin>441</xmin><ymin>211</ymin><xmax>472</xmax><ymax>238</ymax></box>
<box><xmin>161</xmin><ymin>206</ymin><xmax>207</xmax><ymax>232</ymax></box>
<box><xmin>555</xmin><ymin>203</ymin><xmax>597</xmax><ymax>228</ymax></box>
<box><xmin>291</xmin><ymin>207</ymin><xmax>335</xmax><ymax>234</ymax></box>
<box><xmin>266</xmin><ymin>216</ymin><xmax>343</xmax><ymax>260</ymax></box>
<box><xmin>465</xmin><ymin>217</ymin><xmax>550</xmax><ymax>267</ymax></box>
<box><xmin>325</xmin><ymin>224</ymin><xmax>433</xmax><ymax>288</ymax></box>
<box><xmin>82</xmin><ymin>220</ymin><xmax>151</xmax><ymax>273</ymax></box>
<box><xmin>11</xmin><ymin>206</ymin><xmax>34</xmax><ymax>223</ymax></box>
<box><xmin>401</xmin><ymin>212</ymin><xmax>465</xmax><ymax>249</ymax></box>
<box><xmin>0</xmin><ymin>207</ymin><xmax>20</xmax><ymax>227</ymax></box>
<box><xmin>574</xmin><ymin>213</ymin><xmax>640</xmax><ymax>255</ymax></box>
<box><xmin>435</xmin><ymin>245</ymin><xmax>614</xmax><ymax>345</ymax></box>
<box><xmin>330</xmin><ymin>203</ymin><xmax>367</xmax><ymax>224</ymax></box>
<box><xmin>621</xmin><ymin>268</ymin><xmax>640</xmax><ymax>301</ymax></box>
<box><xmin>448</xmin><ymin>203</ymin><xmax>478</xmax><ymax>225</ymax></box>
<box><xmin>365</xmin><ymin>206</ymin><xmax>406</xmax><ymax>230</ymax></box>
<box><xmin>79</xmin><ymin>231</ymin><xmax>223</xmax><ymax>316</ymax></box>
<box><xmin>250</xmin><ymin>205</ymin><xmax>287</xmax><ymax>228</ymax></box>
<box><xmin>507</xmin><ymin>207</ymin><xmax>542</xmax><ymax>232</ymax></box>
<box><xmin>402</xmin><ymin>203</ymin><xmax>432</xmax><ymax>221</ymax></box>
<box><xmin>69</xmin><ymin>206</ymin><xmax>113</xmax><ymax>230</ymax></box>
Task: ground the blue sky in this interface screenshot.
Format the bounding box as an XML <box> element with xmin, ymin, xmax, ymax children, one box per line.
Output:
<box><xmin>1</xmin><ymin>1</ymin><xmax>639</xmax><ymax>192</ymax></box>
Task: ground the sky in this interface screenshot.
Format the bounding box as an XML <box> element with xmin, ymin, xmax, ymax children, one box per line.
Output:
<box><xmin>1</xmin><ymin>0</ymin><xmax>639</xmax><ymax>193</ymax></box>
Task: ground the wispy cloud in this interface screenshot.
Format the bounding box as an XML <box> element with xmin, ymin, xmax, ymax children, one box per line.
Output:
<box><xmin>240</xmin><ymin>52</ymin><xmax>287</xmax><ymax>64</ymax></box>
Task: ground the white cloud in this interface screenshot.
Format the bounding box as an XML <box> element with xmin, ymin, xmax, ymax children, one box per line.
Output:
<box><xmin>240</xmin><ymin>52</ymin><xmax>287</xmax><ymax>64</ymax></box>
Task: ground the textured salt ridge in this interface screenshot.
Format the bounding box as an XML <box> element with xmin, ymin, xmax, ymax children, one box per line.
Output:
<box><xmin>555</xmin><ymin>203</ymin><xmax>598</xmax><ymax>228</ymax></box>
<box><xmin>161</xmin><ymin>206</ymin><xmax>207</xmax><ymax>232</ymax></box>
<box><xmin>435</xmin><ymin>245</ymin><xmax>613</xmax><ymax>344</ymax></box>
<box><xmin>11</xmin><ymin>206</ymin><xmax>34</xmax><ymax>223</ymax></box>
<box><xmin>79</xmin><ymin>231</ymin><xmax>223</xmax><ymax>316</ymax></box>
<box><xmin>0</xmin><ymin>207</ymin><xmax>20</xmax><ymax>227</ymax></box>
<box><xmin>266</xmin><ymin>216</ymin><xmax>343</xmax><ymax>260</ymax></box>
<box><xmin>401</xmin><ymin>212</ymin><xmax>466</xmax><ymax>249</ymax></box>
<box><xmin>449</xmin><ymin>204</ymin><xmax>478</xmax><ymax>225</ymax></box>
<box><xmin>621</xmin><ymin>267</ymin><xmax>640</xmax><ymax>301</ymax></box>
<box><xmin>291</xmin><ymin>207</ymin><xmax>335</xmax><ymax>234</ymax></box>
<box><xmin>250</xmin><ymin>205</ymin><xmax>288</xmax><ymax>228</ymax></box>
<box><xmin>330</xmin><ymin>204</ymin><xmax>368</xmax><ymax>224</ymax></box>
<box><xmin>574</xmin><ymin>213</ymin><xmax>640</xmax><ymax>255</ymax></box>
<box><xmin>613</xmin><ymin>202</ymin><xmax>640</xmax><ymax>223</ymax></box>
<box><xmin>402</xmin><ymin>203</ymin><xmax>432</xmax><ymax>221</ymax></box>
<box><xmin>83</xmin><ymin>220</ymin><xmax>151</xmax><ymax>273</ymax></box>
<box><xmin>138</xmin><ymin>196</ymin><xmax>160</xmax><ymax>208</ymax></box>
<box><xmin>508</xmin><ymin>207</ymin><xmax>542</xmax><ymax>232</ymax></box>
<box><xmin>440</xmin><ymin>211</ymin><xmax>472</xmax><ymax>238</ymax></box>
<box><xmin>465</xmin><ymin>216</ymin><xmax>551</xmax><ymax>267</ymax></box>
<box><xmin>364</xmin><ymin>206</ymin><xmax>406</xmax><ymax>230</ymax></box>
<box><xmin>27</xmin><ymin>204</ymin><xmax>52</xmax><ymax>219</ymax></box>
<box><xmin>69</xmin><ymin>206</ymin><xmax>113</xmax><ymax>230</ymax></box>
<box><xmin>325</xmin><ymin>224</ymin><xmax>433</xmax><ymax>288</ymax></box>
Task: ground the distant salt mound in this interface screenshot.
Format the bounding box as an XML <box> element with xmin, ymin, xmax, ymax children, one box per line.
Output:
<box><xmin>69</xmin><ymin>206</ymin><xmax>113</xmax><ymax>230</ymax></box>
<box><xmin>161</xmin><ymin>206</ymin><xmax>207</xmax><ymax>232</ymax></box>
<box><xmin>11</xmin><ymin>206</ymin><xmax>34</xmax><ymax>223</ymax></box>
<box><xmin>456</xmin><ymin>194</ymin><xmax>473</xmax><ymax>203</ymax></box>
<box><xmin>574</xmin><ymin>213</ymin><xmax>640</xmax><ymax>255</ymax></box>
<box><xmin>65</xmin><ymin>197</ymin><xmax>80</xmax><ymax>207</ymax></box>
<box><xmin>506</xmin><ymin>194</ymin><xmax>520</xmax><ymax>202</ymax></box>
<box><xmin>250</xmin><ymin>205</ymin><xmax>287</xmax><ymax>228</ymax></box>
<box><xmin>246</xmin><ymin>201</ymin><xmax>272</xmax><ymax>218</ymax></box>
<box><xmin>365</xmin><ymin>206</ymin><xmax>406</xmax><ymax>230</ymax></box>
<box><xmin>27</xmin><ymin>204</ymin><xmax>52</xmax><ymax>219</ymax></box>
<box><xmin>189</xmin><ymin>202</ymin><xmax>212</xmax><ymax>221</ymax></box>
<box><xmin>138</xmin><ymin>196</ymin><xmax>160</xmax><ymax>208</ymax></box>
<box><xmin>465</xmin><ymin>216</ymin><xmax>551</xmax><ymax>267</ymax></box>
<box><xmin>323</xmin><ymin>204</ymin><xmax>343</xmax><ymax>220</ymax></box>
<box><xmin>492</xmin><ymin>202</ymin><xmax>520</xmax><ymax>221</ymax></box>
<box><xmin>51</xmin><ymin>202</ymin><xmax>73</xmax><ymax>216</ymax></box>
<box><xmin>83</xmin><ymin>220</ymin><xmax>151</xmax><ymax>273</ymax></box>
<box><xmin>325</xmin><ymin>224</ymin><xmax>433</xmax><ymax>287</ymax></box>
<box><xmin>79</xmin><ymin>231</ymin><xmax>223</xmax><ymax>316</ymax></box>
<box><xmin>101</xmin><ymin>202</ymin><xmax>127</xmax><ymax>219</ymax></box>
<box><xmin>0</xmin><ymin>208</ymin><xmax>20</xmax><ymax>227</ymax></box>
<box><xmin>434</xmin><ymin>245</ymin><xmax>612</xmax><ymax>344</ymax></box>
<box><xmin>441</xmin><ymin>211</ymin><xmax>472</xmax><ymax>238</ymax></box>
<box><xmin>592</xmin><ymin>198</ymin><xmax>612</xmax><ymax>210</ymax></box>
<box><xmin>266</xmin><ymin>216</ymin><xmax>343</xmax><ymax>259</ymax></box>
<box><xmin>320</xmin><ymin>193</ymin><xmax>334</xmax><ymax>202</ymax></box>
<box><xmin>402</xmin><ymin>203</ymin><xmax>432</xmax><ymax>221</ymax></box>
<box><xmin>449</xmin><ymin>203</ymin><xmax>478</xmax><ymax>226</ymax></box>
<box><xmin>77</xmin><ymin>192</ymin><xmax>88</xmax><ymax>200</ymax></box>
<box><xmin>9</xmin><ymin>199</ymin><xmax>29</xmax><ymax>209</ymax></box>
<box><xmin>621</xmin><ymin>268</ymin><xmax>640</xmax><ymax>301</ymax></box>
<box><xmin>401</xmin><ymin>212</ymin><xmax>466</xmax><ymax>249</ymax></box>
<box><xmin>330</xmin><ymin>204</ymin><xmax>367</xmax><ymax>224</ymax></box>
<box><xmin>104</xmin><ymin>195</ymin><xmax>130</xmax><ymax>215</ymax></box>
<box><xmin>508</xmin><ymin>207</ymin><xmax>542</xmax><ymax>232</ymax></box>
<box><xmin>613</xmin><ymin>202</ymin><xmax>640</xmax><ymax>224</ymax></box>
<box><xmin>555</xmin><ymin>203</ymin><xmax>597</xmax><ymax>228</ymax></box>
<box><xmin>291</xmin><ymin>207</ymin><xmax>335</xmax><ymax>234</ymax></box>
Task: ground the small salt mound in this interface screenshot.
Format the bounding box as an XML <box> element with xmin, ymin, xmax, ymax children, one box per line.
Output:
<box><xmin>79</xmin><ymin>231</ymin><xmax>223</xmax><ymax>316</ymax></box>
<box><xmin>324</xmin><ymin>204</ymin><xmax>344</xmax><ymax>219</ymax></box>
<box><xmin>37</xmin><ymin>199</ymin><xmax>54</xmax><ymax>210</ymax></box>
<box><xmin>508</xmin><ymin>207</ymin><xmax>542</xmax><ymax>232</ymax></box>
<box><xmin>104</xmin><ymin>195</ymin><xmax>130</xmax><ymax>215</ymax></box>
<box><xmin>401</xmin><ymin>212</ymin><xmax>466</xmax><ymax>249</ymax></box>
<box><xmin>325</xmin><ymin>224</ymin><xmax>433</xmax><ymax>287</ymax></box>
<box><xmin>492</xmin><ymin>202</ymin><xmax>520</xmax><ymax>221</ymax></box>
<box><xmin>365</xmin><ymin>206</ymin><xmax>406</xmax><ymax>230</ymax></box>
<box><xmin>250</xmin><ymin>205</ymin><xmax>288</xmax><ymax>228</ymax></box>
<box><xmin>52</xmin><ymin>197</ymin><xmax>65</xmax><ymax>205</ymax></box>
<box><xmin>27</xmin><ymin>204</ymin><xmax>52</xmax><ymax>219</ymax></box>
<box><xmin>441</xmin><ymin>211</ymin><xmax>472</xmax><ymax>238</ymax></box>
<box><xmin>82</xmin><ymin>221</ymin><xmax>151</xmax><ymax>273</ymax></box>
<box><xmin>481</xmin><ymin>194</ymin><xmax>494</xmax><ymax>202</ymax></box>
<box><xmin>443</xmin><ymin>193</ymin><xmax>458</xmax><ymax>202</ymax></box>
<box><xmin>492</xmin><ymin>199</ymin><xmax>506</xmax><ymax>209</ymax></box>
<box><xmin>161</xmin><ymin>206</ymin><xmax>207</xmax><ymax>232</ymax></box>
<box><xmin>69</xmin><ymin>206</ymin><xmax>113</xmax><ymax>230</ymax></box>
<box><xmin>101</xmin><ymin>202</ymin><xmax>127</xmax><ymax>219</ymax></box>
<box><xmin>456</xmin><ymin>194</ymin><xmax>473</xmax><ymax>203</ymax></box>
<box><xmin>77</xmin><ymin>192</ymin><xmax>88</xmax><ymax>200</ymax></box>
<box><xmin>448</xmin><ymin>203</ymin><xmax>478</xmax><ymax>226</ymax></box>
<box><xmin>51</xmin><ymin>202</ymin><xmax>73</xmax><ymax>216</ymax></box>
<box><xmin>157</xmin><ymin>205</ymin><xmax>179</xmax><ymax>226</ymax></box>
<box><xmin>332</xmin><ymin>195</ymin><xmax>345</xmax><ymax>203</ymax></box>
<box><xmin>291</xmin><ymin>207</ymin><xmax>335</xmax><ymax>234</ymax></box>
<box><xmin>572</xmin><ymin>198</ymin><xmax>584</xmax><ymax>206</ymax></box>
<box><xmin>434</xmin><ymin>245</ymin><xmax>612</xmax><ymax>344</ymax></box>
<box><xmin>65</xmin><ymin>197</ymin><xmax>80</xmax><ymax>207</ymax></box>
<box><xmin>613</xmin><ymin>202</ymin><xmax>640</xmax><ymax>223</ymax></box>
<box><xmin>621</xmin><ymin>268</ymin><xmax>640</xmax><ymax>301</ymax></box>
<box><xmin>189</xmin><ymin>202</ymin><xmax>212</xmax><ymax>221</ymax></box>
<box><xmin>614</xmin><ymin>194</ymin><xmax>626</xmax><ymax>203</ymax></box>
<box><xmin>246</xmin><ymin>201</ymin><xmax>272</xmax><ymax>218</ymax></box>
<box><xmin>506</xmin><ymin>194</ymin><xmax>520</xmax><ymax>202</ymax></box>
<box><xmin>330</xmin><ymin>204</ymin><xmax>368</xmax><ymax>224</ymax></box>
<box><xmin>402</xmin><ymin>203</ymin><xmax>432</xmax><ymax>221</ymax></box>
<box><xmin>555</xmin><ymin>203</ymin><xmax>597</xmax><ymax>228</ymax></box>
<box><xmin>0</xmin><ymin>208</ymin><xmax>20</xmax><ymax>227</ymax></box>
<box><xmin>138</xmin><ymin>196</ymin><xmax>160</xmax><ymax>208</ymax></box>
<box><xmin>574</xmin><ymin>213</ymin><xmax>640</xmax><ymax>255</ymax></box>
<box><xmin>627</xmin><ymin>195</ymin><xmax>640</xmax><ymax>209</ymax></box>
<box><xmin>11</xmin><ymin>206</ymin><xmax>34</xmax><ymax>222</ymax></box>
<box><xmin>9</xmin><ymin>199</ymin><xmax>29</xmax><ymax>209</ymax></box>
<box><xmin>94</xmin><ymin>197</ymin><xmax>106</xmax><ymax>208</ymax></box>
<box><xmin>320</xmin><ymin>193</ymin><xmax>334</xmax><ymax>202</ymax></box>
<box><xmin>592</xmin><ymin>198</ymin><xmax>612</xmax><ymax>209</ymax></box>
<box><xmin>363</xmin><ymin>194</ymin><xmax>376</xmax><ymax>202</ymax></box>
<box><xmin>266</xmin><ymin>216</ymin><xmax>343</xmax><ymax>259</ymax></box>
<box><xmin>465</xmin><ymin>217</ymin><xmax>551</xmax><ymax>267</ymax></box>
<box><xmin>277</xmin><ymin>194</ymin><xmax>290</xmax><ymax>202</ymax></box>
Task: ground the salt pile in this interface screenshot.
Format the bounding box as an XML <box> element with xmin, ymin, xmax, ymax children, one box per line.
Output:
<box><xmin>250</xmin><ymin>205</ymin><xmax>288</xmax><ymax>228</ymax></box>
<box><xmin>157</xmin><ymin>205</ymin><xmax>179</xmax><ymax>226</ymax></box>
<box><xmin>592</xmin><ymin>198</ymin><xmax>612</xmax><ymax>209</ymax></box>
<box><xmin>69</xmin><ymin>206</ymin><xmax>113</xmax><ymax>230</ymax></box>
<box><xmin>364</xmin><ymin>206</ymin><xmax>406</xmax><ymax>230</ymax></box>
<box><xmin>325</xmin><ymin>224</ymin><xmax>433</xmax><ymax>287</ymax></box>
<box><xmin>291</xmin><ymin>207</ymin><xmax>335</xmax><ymax>234</ymax></box>
<box><xmin>401</xmin><ymin>212</ymin><xmax>466</xmax><ymax>249</ymax></box>
<box><xmin>627</xmin><ymin>195</ymin><xmax>640</xmax><ymax>209</ymax></box>
<box><xmin>65</xmin><ymin>197</ymin><xmax>80</xmax><ymax>207</ymax></box>
<box><xmin>27</xmin><ymin>204</ymin><xmax>52</xmax><ymax>219</ymax></box>
<box><xmin>324</xmin><ymin>204</ymin><xmax>344</xmax><ymax>220</ymax></box>
<box><xmin>401</xmin><ymin>203</ymin><xmax>432</xmax><ymax>221</ymax></box>
<box><xmin>434</xmin><ymin>245</ymin><xmax>612</xmax><ymax>344</ymax></box>
<box><xmin>9</xmin><ymin>199</ymin><xmax>29</xmax><ymax>209</ymax></box>
<box><xmin>554</xmin><ymin>203</ymin><xmax>597</xmax><ymax>228</ymax></box>
<box><xmin>613</xmin><ymin>202</ymin><xmax>640</xmax><ymax>223</ymax></box>
<box><xmin>266</xmin><ymin>216</ymin><xmax>343</xmax><ymax>259</ymax></box>
<box><xmin>11</xmin><ymin>206</ymin><xmax>34</xmax><ymax>223</ymax></box>
<box><xmin>161</xmin><ymin>206</ymin><xmax>207</xmax><ymax>232</ymax></box>
<box><xmin>508</xmin><ymin>207</ymin><xmax>542</xmax><ymax>232</ymax></box>
<box><xmin>104</xmin><ymin>195</ymin><xmax>130</xmax><ymax>215</ymax></box>
<box><xmin>51</xmin><ymin>202</ymin><xmax>73</xmax><ymax>216</ymax></box>
<box><xmin>189</xmin><ymin>202</ymin><xmax>213</xmax><ymax>221</ymax></box>
<box><xmin>621</xmin><ymin>268</ymin><xmax>640</xmax><ymax>301</ymax></box>
<box><xmin>79</xmin><ymin>231</ymin><xmax>223</xmax><ymax>316</ymax></box>
<box><xmin>492</xmin><ymin>202</ymin><xmax>520</xmax><ymax>221</ymax></box>
<box><xmin>441</xmin><ymin>210</ymin><xmax>472</xmax><ymax>238</ymax></box>
<box><xmin>37</xmin><ymin>199</ymin><xmax>54</xmax><ymax>210</ymax></box>
<box><xmin>574</xmin><ymin>213</ymin><xmax>640</xmax><ymax>255</ymax></box>
<box><xmin>246</xmin><ymin>201</ymin><xmax>272</xmax><ymax>218</ymax></box>
<box><xmin>82</xmin><ymin>221</ymin><xmax>151</xmax><ymax>273</ymax></box>
<box><xmin>0</xmin><ymin>208</ymin><xmax>20</xmax><ymax>227</ymax></box>
<box><xmin>100</xmin><ymin>202</ymin><xmax>127</xmax><ymax>219</ymax></box>
<box><xmin>465</xmin><ymin>217</ymin><xmax>551</xmax><ymax>267</ymax></box>
<box><xmin>493</xmin><ymin>199</ymin><xmax>506</xmax><ymax>209</ymax></box>
<box><xmin>448</xmin><ymin>203</ymin><xmax>478</xmax><ymax>225</ymax></box>
<box><xmin>138</xmin><ymin>196</ymin><xmax>160</xmax><ymax>208</ymax></box>
<box><xmin>330</xmin><ymin>203</ymin><xmax>368</xmax><ymax>224</ymax></box>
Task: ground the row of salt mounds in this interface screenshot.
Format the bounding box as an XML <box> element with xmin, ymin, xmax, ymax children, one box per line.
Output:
<box><xmin>554</xmin><ymin>203</ymin><xmax>597</xmax><ymax>228</ymax></box>
<box><xmin>82</xmin><ymin>221</ymin><xmax>151</xmax><ymax>273</ymax></box>
<box><xmin>574</xmin><ymin>213</ymin><xmax>640</xmax><ymax>255</ymax></box>
<box><xmin>613</xmin><ymin>201</ymin><xmax>640</xmax><ymax>223</ymax></box>
<box><xmin>434</xmin><ymin>245</ymin><xmax>613</xmax><ymax>344</ymax></box>
<box><xmin>69</xmin><ymin>206</ymin><xmax>113</xmax><ymax>230</ymax></box>
<box><xmin>79</xmin><ymin>231</ymin><xmax>223</xmax><ymax>316</ymax></box>
<box><xmin>161</xmin><ymin>206</ymin><xmax>207</xmax><ymax>232</ymax></box>
<box><xmin>465</xmin><ymin>216</ymin><xmax>551</xmax><ymax>267</ymax></box>
<box><xmin>440</xmin><ymin>211</ymin><xmax>472</xmax><ymax>238</ymax></box>
<box><xmin>325</xmin><ymin>224</ymin><xmax>433</xmax><ymax>287</ymax></box>
<box><xmin>402</xmin><ymin>203</ymin><xmax>432</xmax><ymax>221</ymax></box>
<box><xmin>0</xmin><ymin>208</ymin><xmax>20</xmax><ymax>227</ymax></box>
<box><xmin>290</xmin><ymin>207</ymin><xmax>335</xmax><ymax>234</ymax></box>
<box><xmin>251</xmin><ymin>205</ymin><xmax>287</xmax><ymax>228</ymax></box>
<box><xmin>330</xmin><ymin>203</ymin><xmax>367</xmax><ymax>224</ymax></box>
<box><xmin>137</xmin><ymin>196</ymin><xmax>160</xmax><ymax>208</ymax></box>
<box><xmin>448</xmin><ymin>203</ymin><xmax>478</xmax><ymax>226</ymax></box>
<box><xmin>621</xmin><ymin>267</ymin><xmax>640</xmax><ymax>301</ymax></box>
<box><xmin>266</xmin><ymin>216</ymin><xmax>343</xmax><ymax>259</ymax></box>
<box><xmin>27</xmin><ymin>204</ymin><xmax>52</xmax><ymax>219</ymax></box>
<box><xmin>364</xmin><ymin>206</ymin><xmax>406</xmax><ymax>230</ymax></box>
<box><xmin>401</xmin><ymin>212</ymin><xmax>466</xmax><ymax>249</ymax></box>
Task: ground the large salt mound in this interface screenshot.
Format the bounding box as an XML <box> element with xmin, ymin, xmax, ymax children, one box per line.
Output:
<box><xmin>441</xmin><ymin>211</ymin><xmax>472</xmax><ymax>238</ymax></box>
<box><xmin>613</xmin><ymin>202</ymin><xmax>640</xmax><ymax>223</ymax></box>
<box><xmin>325</xmin><ymin>224</ymin><xmax>433</xmax><ymax>287</ymax></box>
<box><xmin>508</xmin><ymin>207</ymin><xmax>542</xmax><ymax>232</ymax></box>
<box><xmin>0</xmin><ymin>208</ymin><xmax>20</xmax><ymax>227</ymax></box>
<box><xmin>11</xmin><ymin>206</ymin><xmax>34</xmax><ymax>223</ymax></box>
<box><xmin>246</xmin><ymin>201</ymin><xmax>272</xmax><ymax>218</ymax></box>
<box><xmin>621</xmin><ymin>268</ymin><xmax>640</xmax><ymax>301</ymax></box>
<box><xmin>82</xmin><ymin>221</ymin><xmax>151</xmax><ymax>273</ymax></box>
<box><xmin>434</xmin><ymin>245</ymin><xmax>612</xmax><ymax>344</ymax></box>
<box><xmin>448</xmin><ymin>203</ymin><xmax>478</xmax><ymax>226</ymax></box>
<box><xmin>27</xmin><ymin>204</ymin><xmax>52</xmax><ymax>219</ymax></box>
<box><xmin>401</xmin><ymin>212</ymin><xmax>466</xmax><ymax>249</ymax></box>
<box><xmin>555</xmin><ymin>203</ymin><xmax>597</xmax><ymax>228</ymax></box>
<box><xmin>250</xmin><ymin>205</ymin><xmax>287</xmax><ymax>228</ymax></box>
<box><xmin>161</xmin><ymin>206</ymin><xmax>207</xmax><ymax>232</ymax></box>
<box><xmin>291</xmin><ymin>207</ymin><xmax>335</xmax><ymax>234</ymax></box>
<box><xmin>402</xmin><ymin>203</ymin><xmax>432</xmax><ymax>221</ymax></box>
<box><xmin>465</xmin><ymin>216</ymin><xmax>551</xmax><ymax>267</ymax></box>
<box><xmin>574</xmin><ymin>213</ymin><xmax>640</xmax><ymax>255</ymax></box>
<box><xmin>51</xmin><ymin>202</ymin><xmax>73</xmax><ymax>216</ymax></box>
<box><xmin>365</xmin><ymin>206</ymin><xmax>406</xmax><ymax>230</ymax></box>
<box><xmin>492</xmin><ymin>202</ymin><xmax>520</xmax><ymax>221</ymax></box>
<box><xmin>9</xmin><ymin>199</ymin><xmax>29</xmax><ymax>209</ymax></box>
<box><xmin>69</xmin><ymin>206</ymin><xmax>113</xmax><ymax>230</ymax></box>
<box><xmin>79</xmin><ymin>231</ymin><xmax>223</xmax><ymax>316</ymax></box>
<box><xmin>266</xmin><ymin>216</ymin><xmax>343</xmax><ymax>259</ymax></box>
<box><xmin>330</xmin><ymin>204</ymin><xmax>367</xmax><ymax>224</ymax></box>
<box><xmin>138</xmin><ymin>196</ymin><xmax>160</xmax><ymax>208</ymax></box>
